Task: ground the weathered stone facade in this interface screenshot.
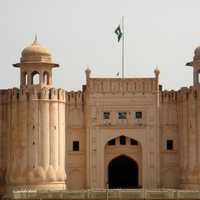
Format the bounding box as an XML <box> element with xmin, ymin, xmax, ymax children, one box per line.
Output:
<box><xmin>0</xmin><ymin>38</ymin><xmax>200</xmax><ymax>193</ymax></box>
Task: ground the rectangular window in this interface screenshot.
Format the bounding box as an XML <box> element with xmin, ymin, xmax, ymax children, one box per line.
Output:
<box><xmin>73</xmin><ymin>141</ymin><xmax>79</xmax><ymax>151</ymax></box>
<box><xmin>120</xmin><ymin>136</ymin><xmax>126</xmax><ymax>145</ymax></box>
<box><xmin>166</xmin><ymin>140</ymin><xmax>173</xmax><ymax>150</ymax></box>
<box><xmin>118</xmin><ymin>112</ymin><xmax>127</xmax><ymax>119</ymax></box>
<box><xmin>103</xmin><ymin>112</ymin><xmax>110</xmax><ymax>119</ymax></box>
<box><xmin>108</xmin><ymin>139</ymin><xmax>116</xmax><ymax>145</ymax></box>
<box><xmin>135</xmin><ymin>111</ymin><xmax>142</xmax><ymax>119</ymax></box>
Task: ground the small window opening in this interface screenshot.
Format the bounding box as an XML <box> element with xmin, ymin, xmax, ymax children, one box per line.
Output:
<box><xmin>31</xmin><ymin>71</ymin><xmax>40</xmax><ymax>85</ymax></box>
<box><xmin>130</xmin><ymin>139</ymin><xmax>138</xmax><ymax>145</ymax></box>
<box><xmin>166</xmin><ymin>140</ymin><xmax>173</xmax><ymax>150</ymax></box>
<box><xmin>108</xmin><ymin>139</ymin><xmax>116</xmax><ymax>145</ymax></box>
<box><xmin>118</xmin><ymin>112</ymin><xmax>127</xmax><ymax>119</ymax></box>
<box><xmin>135</xmin><ymin>111</ymin><xmax>142</xmax><ymax>119</ymax></box>
<box><xmin>73</xmin><ymin>141</ymin><xmax>79</xmax><ymax>151</ymax></box>
<box><xmin>120</xmin><ymin>136</ymin><xmax>126</xmax><ymax>145</ymax></box>
<box><xmin>103</xmin><ymin>112</ymin><xmax>110</xmax><ymax>119</ymax></box>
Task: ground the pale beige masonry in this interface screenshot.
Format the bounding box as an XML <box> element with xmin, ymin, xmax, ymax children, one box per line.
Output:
<box><xmin>1</xmin><ymin>38</ymin><xmax>200</xmax><ymax>194</ymax></box>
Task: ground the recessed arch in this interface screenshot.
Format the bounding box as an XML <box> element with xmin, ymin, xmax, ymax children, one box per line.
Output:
<box><xmin>104</xmin><ymin>135</ymin><xmax>142</xmax><ymax>188</ymax></box>
<box><xmin>31</xmin><ymin>71</ymin><xmax>40</xmax><ymax>85</ymax></box>
<box><xmin>108</xmin><ymin>154</ymin><xmax>139</xmax><ymax>188</ymax></box>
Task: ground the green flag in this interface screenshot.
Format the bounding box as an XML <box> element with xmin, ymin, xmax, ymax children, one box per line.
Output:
<box><xmin>115</xmin><ymin>25</ymin><xmax>123</xmax><ymax>42</ymax></box>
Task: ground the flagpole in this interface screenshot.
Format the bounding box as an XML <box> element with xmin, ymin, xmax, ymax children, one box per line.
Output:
<box><xmin>122</xmin><ymin>16</ymin><xmax>124</xmax><ymax>79</ymax></box>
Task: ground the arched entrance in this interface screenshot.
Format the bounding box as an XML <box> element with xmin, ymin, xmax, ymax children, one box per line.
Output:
<box><xmin>108</xmin><ymin>155</ymin><xmax>139</xmax><ymax>188</ymax></box>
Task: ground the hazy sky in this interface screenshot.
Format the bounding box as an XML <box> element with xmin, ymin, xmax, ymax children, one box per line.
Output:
<box><xmin>0</xmin><ymin>0</ymin><xmax>199</xmax><ymax>91</ymax></box>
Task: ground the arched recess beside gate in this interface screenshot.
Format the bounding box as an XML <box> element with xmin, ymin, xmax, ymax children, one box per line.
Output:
<box><xmin>104</xmin><ymin>135</ymin><xmax>143</xmax><ymax>188</ymax></box>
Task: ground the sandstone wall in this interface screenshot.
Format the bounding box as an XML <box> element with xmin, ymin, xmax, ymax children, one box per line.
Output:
<box><xmin>83</xmin><ymin>76</ymin><xmax>160</xmax><ymax>189</ymax></box>
<box><xmin>177</xmin><ymin>86</ymin><xmax>200</xmax><ymax>189</ymax></box>
<box><xmin>65</xmin><ymin>91</ymin><xmax>86</xmax><ymax>189</ymax></box>
<box><xmin>160</xmin><ymin>91</ymin><xmax>180</xmax><ymax>188</ymax></box>
<box><xmin>0</xmin><ymin>90</ymin><xmax>9</xmax><ymax>193</ymax></box>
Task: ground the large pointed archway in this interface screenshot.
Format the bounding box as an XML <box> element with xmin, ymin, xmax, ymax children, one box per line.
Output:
<box><xmin>108</xmin><ymin>155</ymin><xmax>139</xmax><ymax>188</ymax></box>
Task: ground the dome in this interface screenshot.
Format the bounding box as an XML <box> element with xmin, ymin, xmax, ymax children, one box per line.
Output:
<box><xmin>20</xmin><ymin>36</ymin><xmax>52</xmax><ymax>63</ymax></box>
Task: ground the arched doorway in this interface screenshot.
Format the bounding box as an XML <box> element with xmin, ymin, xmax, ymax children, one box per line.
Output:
<box><xmin>108</xmin><ymin>155</ymin><xmax>139</xmax><ymax>188</ymax></box>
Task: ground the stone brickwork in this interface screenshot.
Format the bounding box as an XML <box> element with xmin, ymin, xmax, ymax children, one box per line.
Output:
<box><xmin>6</xmin><ymin>189</ymin><xmax>200</xmax><ymax>200</ymax></box>
<box><xmin>1</xmin><ymin>38</ymin><xmax>200</xmax><ymax>195</ymax></box>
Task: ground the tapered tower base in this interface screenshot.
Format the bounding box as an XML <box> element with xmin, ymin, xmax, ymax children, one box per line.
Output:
<box><xmin>7</xmin><ymin>182</ymin><xmax>66</xmax><ymax>192</ymax></box>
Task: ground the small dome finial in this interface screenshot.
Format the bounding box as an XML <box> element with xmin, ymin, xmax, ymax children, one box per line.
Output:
<box><xmin>85</xmin><ymin>67</ymin><xmax>91</xmax><ymax>81</ymax></box>
<box><xmin>154</xmin><ymin>66</ymin><xmax>160</xmax><ymax>77</ymax></box>
<box><xmin>33</xmin><ymin>34</ymin><xmax>38</xmax><ymax>45</ymax></box>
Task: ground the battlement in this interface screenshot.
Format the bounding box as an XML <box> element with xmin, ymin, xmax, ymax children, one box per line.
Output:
<box><xmin>0</xmin><ymin>87</ymin><xmax>66</xmax><ymax>103</ymax></box>
<box><xmin>177</xmin><ymin>85</ymin><xmax>200</xmax><ymax>102</ymax></box>
<box><xmin>160</xmin><ymin>85</ymin><xmax>200</xmax><ymax>103</ymax></box>
<box><xmin>0</xmin><ymin>89</ymin><xmax>10</xmax><ymax>104</ymax></box>
<box><xmin>87</xmin><ymin>77</ymin><xmax>158</xmax><ymax>93</ymax></box>
<box><xmin>65</xmin><ymin>91</ymin><xmax>83</xmax><ymax>106</ymax></box>
<box><xmin>160</xmin><ymin>90</ymin><xmax>178</xmax><ymax>103</ymax></box>
<box><xmin>160</xmin><ymin>85</ymin><xmax>200</xmax><ymax>104</ymax></box>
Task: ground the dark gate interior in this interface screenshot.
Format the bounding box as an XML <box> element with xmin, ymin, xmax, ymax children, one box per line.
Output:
<box><xmin>108</xmin><ymin>155</ymin><xmax>139</xmax><ymax>188</ymax></box>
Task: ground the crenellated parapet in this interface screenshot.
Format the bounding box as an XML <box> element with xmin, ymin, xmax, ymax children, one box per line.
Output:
<box><xmin>0</xmin><ymin>87</ymin><xmax>66</xmax><ymax>103</ymax></box>
<box><xmin>65</xmin><ymin>91</ymin><xmax>83</xmax><ymax>106</ymax></box>
<box><xmin>65</xmin><ymin>91</ymin><xmax>84</xmax><ymax>128</ymax></box>
<box><xmin>0</xmin><ymin>90</ymin><xmax>10</xmax><ymax>104</ymax></box>
<box><xmin>159</xmin><ymin>90</ymin><xmax>178</xmax><ymax>124</ymax></box>
<box><xmin>160</xmin><ymin>86</ymin><xmax>200</xmax><ymax>104</ymax></box>
<box><xmin>177</xmin><ymin>86</ymin><xmax>200</xmax><ymax>102</ymax></box>
<box><xmin>160</xmin><ymin>90</ymin><xmax>178</xmax><ymax>104</ymax></box>
<box><xmin>87</xmin><ymin>78</ymin><xmax>158</xmax><ymax>94</ymax></box>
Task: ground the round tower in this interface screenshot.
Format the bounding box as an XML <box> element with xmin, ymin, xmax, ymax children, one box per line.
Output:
<box><xmin>6</xmin><ymin>37</ymin><xmax>66</xmax><ymax>191</ymax></box>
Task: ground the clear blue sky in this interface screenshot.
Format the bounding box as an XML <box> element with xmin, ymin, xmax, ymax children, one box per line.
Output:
<box><xmin>0</xmin><ymin>0</ymin><xmax>199</xmax><ymax>91</ymax></box>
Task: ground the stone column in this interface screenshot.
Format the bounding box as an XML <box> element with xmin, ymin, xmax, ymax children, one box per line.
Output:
<box><xmin>25</xmin><ymin>89</ymin><xmax>37</xmax><ymax>185</ymax></box>
<box><xmin>49</xmin><ymin>89</ymin><xmax>58</xmax><ymax>180</ymax></box>
<box><xmin>18</xmin><ymin>90</ymin><xmax>28</xmax><ymax>182</ymax></box>
<box><xmin>197</xmin><ymin>89</ymin><xmax>200</xmax><ymax>184</ymax></box>
<box><xmin>0</xmin><ymin>93</ymin><xmax>7</xmax><ymax>185</ymax></box>
<box><xmin>6</xmin><ymin>91</ymin><xmax>12</xmax><ymax>184</ymax></box>
<box><xmin>193</xmin><ymin>68</ymin><xmax>198</xmax><ymax>85</ymax></box>
<box><xmin>182</xmin><ymin>92</ymin><xmax>189</xmax><ymax>183</ymax></box>
<box><xmin>99</xmin><ymin>140</ymin><xmax>105</xmax><ymax>188</ymax></box>
<box><xmin>142</xmin><ymin>147</ymin><xmax>148</xmax><ymax>188</ymax></box>
<box><xmin>178</xmin><ymin>93</ymin><xmax>185</xmax><ymax>184</ymax></box>
<box><xmin>57</xmin><ymin>89</ymin><xmax>66</xmax><ymax>182</ymax></box>
<box><xmin>188</xmin><ymin>93</ymin><xmax>197</xmax><ymax>176</ymax></box>
<box><xmin>40</xmin><ymin>88</ymin><xmax>50</xmax><ymax>171</ymax></box>
<box><xmin>10</xmin><ymin>89</ymin><xmax>18</xmax><ymax>184</ymax></box>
